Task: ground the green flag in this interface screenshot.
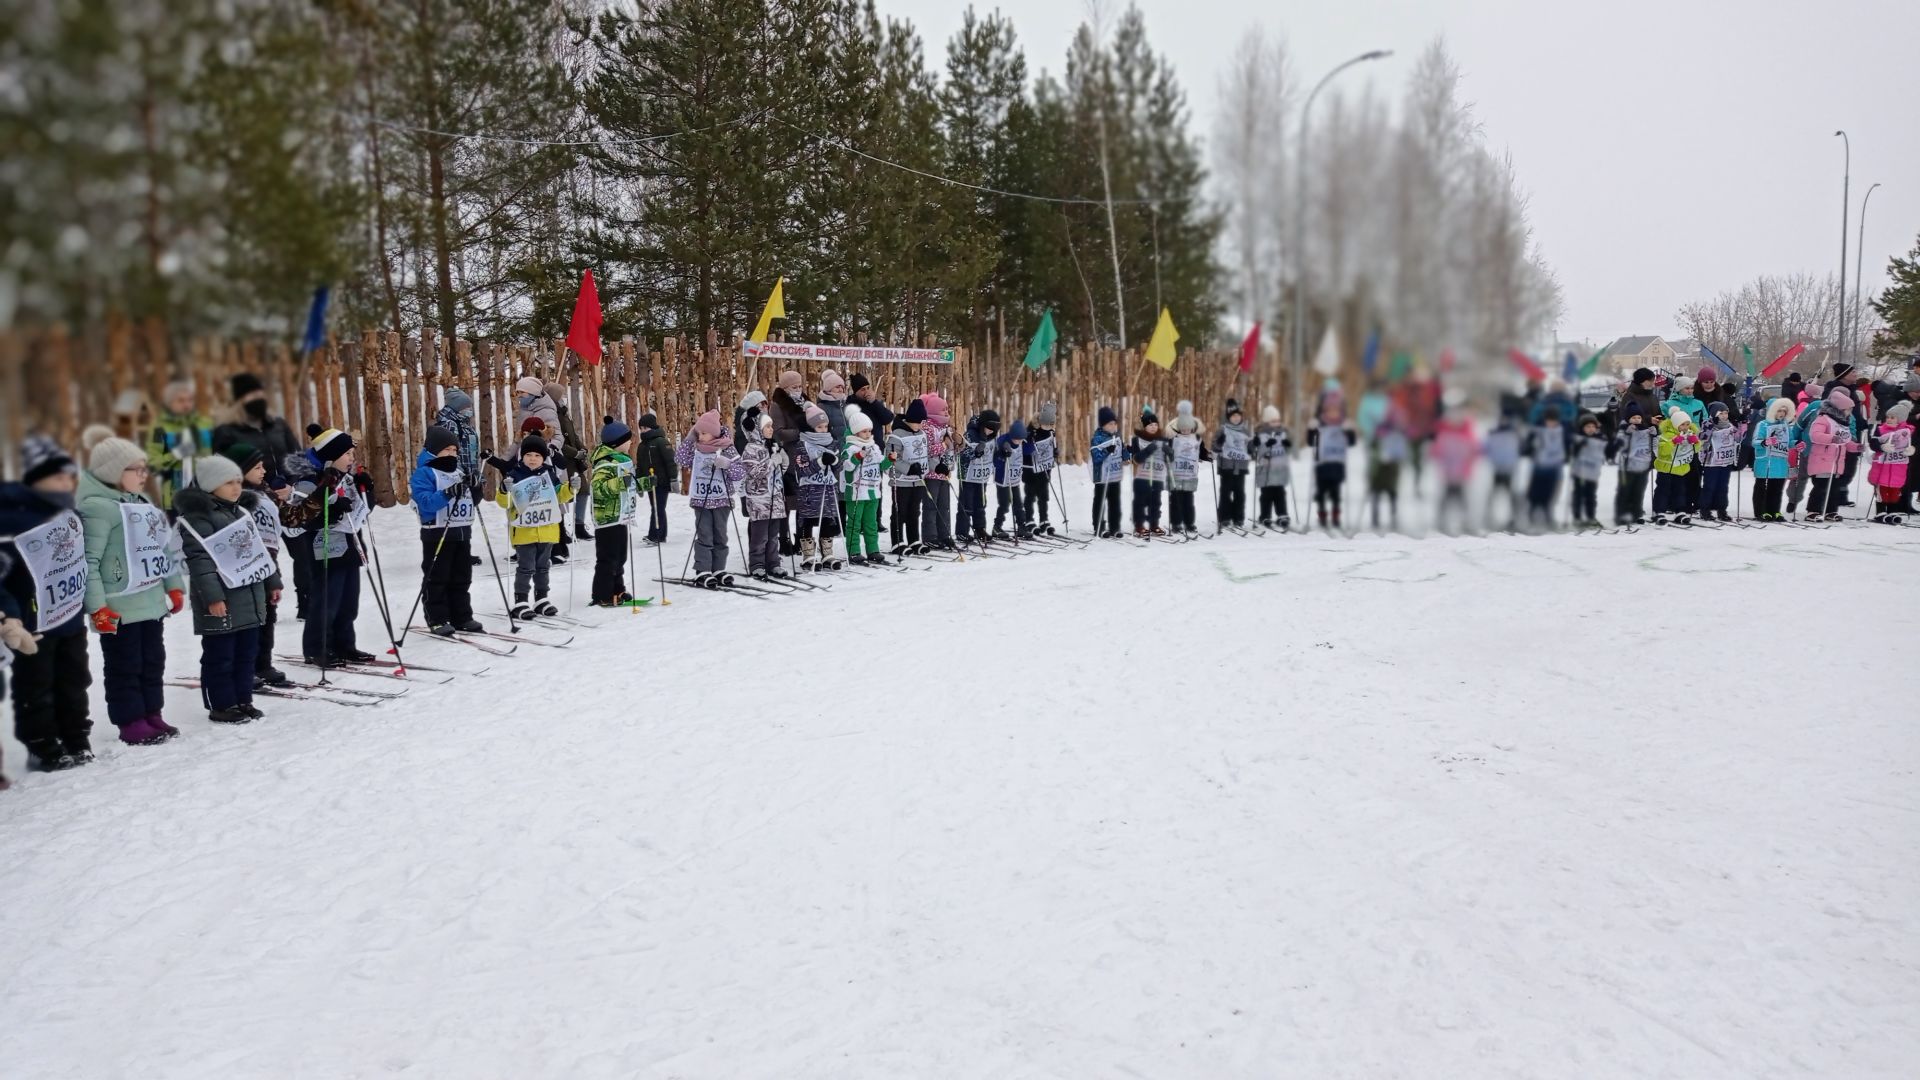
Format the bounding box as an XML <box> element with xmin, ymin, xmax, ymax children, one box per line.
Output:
<box><xmin>1576</xmin><ymin>347</ymin><xmax>1606</xmax><ymax>381</ymax></box>
<box><xmin>1741</xmin><ymin>344</ymin><xmax>1755</xmax><ymax>376</ymax></box>
<box><xmin>1021</xmin><ymin>310</ymin><xmax>1058</xmax><ymax>370</ymax></box>
<box><xmin>1387</xmin><ymin>351</ymin><xmax>1412</xmax><ymax>383</ymax></box>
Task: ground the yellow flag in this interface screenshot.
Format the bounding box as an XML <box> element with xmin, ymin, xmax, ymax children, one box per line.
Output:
<box><xmin>1144</xmin><ymin>307</ymin><xmax>1179</xmax><ymax>369</ymax></box>
<box><xmin>749</xmin><ymin>277</ymin><xmax>786</xmax><ymax>343</ymax></box>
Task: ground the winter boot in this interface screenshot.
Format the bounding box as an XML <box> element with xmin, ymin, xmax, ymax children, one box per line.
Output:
<box><xmin>118</xmin><ymin>718</ymin><xmax>169</xmax><ymax>746</ymax></box>
<box><xmin>847</xmin><ymin>552</ymin><xmax>868</xmax><ymax>566</ymax></box>
<box><xmin>1317</xmin><ymin>509</ymin><xmax>1329</xmax><ymax>528</ymax></box>
<box><xmin>867</xmin><ymin>552</ymin><xmax>890</xmax><ymax>566</ymax></box>
<box><xmin>338</xmin><ymin>649</ymin><xmax>379</xmax><ymax>665</ymax></box>
<box><xmin>149</xmin><ymin>713</ymin><xmax>180</xmax><ymax>739</ymax></box>
<box><xmin>25</xmin><ymin>741</ymin><xmax>78</xmax><ymax>772</ymax></box>
<box><xmin>430</xmin><ymin>623</ymin><xmax>457</xmax><ymax>637</ymax></box>
<box><xmin>457</xmin><ymin>618</ymin><xmax>485</xmax><ymax>633</ymax></box>
<box><xmin>257</xmin><ymin>665</ymin><xmax>290</xmax><ymax>688</ymax></box>
<box><xmin>718</xmin><ymin>570</ymin><xmax>738</xmax><ymax>587</ymax></box>
<box><xmin>208</xmin><ymin>707</ymin><xmax>253</xmax><ymax>724</ymax></box>
<box><xmin>769</xmin><ymin>564</ymin><xmax>792</xmax><ymax>579</ymax></box>
<box><xmin>1716</xmin><ymin>510</ymin><xmax>1732</xmax><ymax>522</ymax></box>
<box><xmin>751</xmin><ymin>568</ymin><xmax>772</xmax><ymax>582</ymax></box>
<box><xmin>799</xmin><ymin>537</ymin><xmax>818</xmax><ymax>570</ymax></box>
<box><xmin>534</xmin><ymin>599</ymin><xmax>559</xmax><ymax>618</ymax></box>
<box><xmin>240</xmin><ymin>703</ymin><xmax>266</xmax><ymax>720</ymax></box>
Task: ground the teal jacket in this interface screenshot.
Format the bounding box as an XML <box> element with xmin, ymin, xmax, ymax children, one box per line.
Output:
<box><xmin>1666</xmin><ymin>392</ymin><xmax>1706</xmax><ymax>429</ymax></box>
<box><xmin>78</xmin><ymin>470</ymin><xmax>184</xmax><ymax>626</ymax></box>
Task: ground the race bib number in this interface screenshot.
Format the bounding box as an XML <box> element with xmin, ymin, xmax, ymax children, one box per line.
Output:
<box><xmin>183</xmin><ymin>515</ymin><xmax>277</xmax><ymax>589</ymax></box>
<box><xmin>511</xmin><ymin>475</ymin><xmax>559</xmax><ymax>529</ymax></box>
<box><xmin>1031</xmin><ymin>435</ymin><xmax>1056</xmax><ymax>472</ymax></box>
<box><xmin>1219</xmin><ymin>429</ymin><xmax>1249</xmax><ymax>461</ymax></box>
<box><xmin>116</xmin><ymin>502</ymin><xmax>176</xmax><ymax>594</ymax></box>
<box><xmin>445</xmin><ymin>494</ymin><xmax>476</xmax><ymax>527</ymax></box>
<box><xmin>1673</xmin><ymin>440</ymin><xmax>1695</xmax><ymax>468</ymax></box>
<box><xmin>249</xmin><ymin>497</ymin><xmax>283</xmax><ymax>552</ymax></box>
<box><xmin>857</xmin><ymin>451</ymin><xmax>884</xmax><ymax>488</ymax></box>
<box><xmin>1000</xmin><ymin>452</ymin><xmax>1023</xmax><ymax>488</ymax></box>
<box><xmin>964</xmin><ymin>445</ymin><xmax>993</xmax><ymax>484</ymax></box>
<box><xmin>14</xmin><ymin>510</ymin><xmax>87</xmax><ymax>630</ymax></box>
<box><xmin>691</xmin><ymin>452</ymin><xmax>731</xmax><ymax>501</ymax></box>
<box><xmin>1881</xmin><ymin>428</ymin><xmax>1912</xmax><ymax>463</ymax></box>
<box><xmin>1096</xmin><ymin>441</ymin><xmax>1124</xmax><ymax>484</ymax></box>
<box><xmin>1171</xmin><ymin>436</ymin><xmax>1200</xmax><ymax>482</ymax></box>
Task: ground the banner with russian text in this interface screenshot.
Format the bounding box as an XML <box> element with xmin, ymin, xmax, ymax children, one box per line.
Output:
<box><xmin>741</xmin><ymin>341</ymin><xmax>957</xmax><ymax>365</ymax></box>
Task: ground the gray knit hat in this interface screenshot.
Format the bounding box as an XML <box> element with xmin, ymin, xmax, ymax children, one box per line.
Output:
<box><xmin>20</xmin><ymin>433</ymin><xmax>76</xmax><ymax>485</ymax></box>
<box><xmin>87</xmin><ymin>436</ymin><xmax>148</xmax><ymax>485</ymax></box>
<box><xmin>1037</xmin><ymin>400</ymin><xmax>1058</xmax><ymax>426</ymax></box>
<box><xmin>192</xmin><ymin>455</ymin><xmax>244</xmax><ymax>492</ymax></box>
<box><xmin>444</xmin><ymin>388</ymin><xmax>474</xmax><ymax>414</ymax></box>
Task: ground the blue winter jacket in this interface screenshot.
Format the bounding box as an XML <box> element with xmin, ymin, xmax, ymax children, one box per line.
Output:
<box><xmin>1752</xmin><ymin>411</ymin><xmax>1792</xmax><ymax>480</ymax></box>
<box><xmin>409</xmin><ymin>451</ymin><xmax>473</xmax><ymax>538</ymax></box>
<box><xmin>1090</xmin><ymin>429</ymin><xmax>1122</xmax><ymax>479</ymax></box>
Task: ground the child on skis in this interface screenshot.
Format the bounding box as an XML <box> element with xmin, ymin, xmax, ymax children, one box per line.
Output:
<box><xmin>1251</xmin><ymin>405</ymin><xmax>1291</xmax><ymax>530</ymax></box>
<box><xmin>589</xmin><ymin>419</ymin><xmax>650</xmax><ymax>604</ymax></box>
<box><xmin>1867</xmin><ymin>401</ymin><xmax>1914</xmax><ymax>523</ymax></box>
<box><xmin>840</xmin><ymin>406</ymin><xmax>892</xmax><ymax>564</ymax></box>
<box><xmin>494</xmin><ymin>432</ymin><xmax>574</xmax><ymax>616</ymax></box>
<box><xmin>1523</xmin><ymin>410</ymin><xmax>1567</xmax><ymax>529</ymax></box>
<box><xmin>1130</xmin><ymin>409</ymin><xmax>1170</xmax><ymax>536</ymax></box>
<box><xmin>1367</xmin><ymin>411</ymin><xmax>1410</xmax><ymax>531</ymax></box>
<box><xmin>1697</xmin><ymin>402</ymin><xmax>1743</xmax><ymax>522</ymax></box>
<box><xmin>281</xmin><ymin>426</ymin><xmax>375</xmax><ymax>666</ymax></box>
<box><xmin>177</xmin><ymin>455</ymin><xmax>282</xmax><ymax>724</ymax></box>
<box><xmin>1307</xmin><ymin>394</ymin><xmax>1356</xmax><ymax>530</ymax></box>
<box><xmin>740</xmin><ymin>413</ymin><xmax>791</xmax><ymax>579</ymax></box>
<box><xmin>223</xmin><ymin>444</ymin><xmax>291</xmax><ymax>688</ymax></box>
<box><xmin>917</xmin><ymin>393</ymin><xmax>956</xmax><ymax>550</ymax></box>
<box><xmin>1750</xmin><ymin>398</ymin><xmax>1794</xmax><ymax>521</ymax></box>
<box><xmin>675</xmin><ymin>410</ymin><xmax>745</xmax><ymax>587</ymax></box>
<box><xmin>1805</xmin><ymin>388</ymin><xmax>1860</xmax><ymax>521</ymax></box>
<box><xmin>1165</xmin><ymin>401</ymin><xmax>1205</xmax><ymax>537</ymax></box>
<box><xmin>1430</xmin><ymin>410</ymin><xmax>1478</xmax><ymax>535</ymax></box>
<box><xmin>145</xmin><ymin>379</ymin><xmax>213</xmax><ymax>513</ymax></box>
<box><xmin>1610</xmin><ymin>403</ymin><xmax>1657</xmax><ymax>525</ymax></box>
<box><xmin>1091</xmin><ymin>406</ymin><xmax>1124</xmax><ymax>537</ymax></box>
<box><xmin>993</xmin><ymin>419</ymin><xmax>1031</xmax><ymax>538</ymax></box>
<box><xmin>2</xmin><ymin>436</ymin><xmax>93</xmax><ymax>769</ymax></box>
<box><xmin>1213</xmin><ymin>400</ymin><xmax>1252</xmax><ymax>530</ymax></box>
<box><xmin>1024</xmin><ymin>401</ymin><xmax>1060</xmax><ymax>534</ymax></box>
<box><xmin>1568</xmin><ymin>413</ymin><xmax>1607</xmax><ymax>527</ymax></box>
<box><xmin>796</xmin><ymin>404</ymin><xmax>844</xmax><ymax>570</ymax></box>
<box><xmin>1482</xmin><ymin>415</ymin><xmax>1522</xmax><ymax>530</ymax></box>
<box><xmin>79</xmin><ymin>426</ymin><xmax>186</xmax><ymax>745</ymax></box>
<box><xmin>886</xmin><ymin>398</ymin><xmax>931</xmax><ymax>555</ymax></box>
<box><xmin>956</xmin><ymin>409</ymin><xmax>1000</xmax><ymax>543</ymax></box>
<box><xmin>1653</xmin><ymin>408</ymin><xmax>1700</xmax><ymax>524</ymax></box>
<box><xmin>411</xmin><ymin>426</ymin><xmax>482</xmax><ymax>633</ymax></box>
<box><xmin>635</xmin><ymin>412</ymin><xmax>675</xmax><ymax>545</ymax></box>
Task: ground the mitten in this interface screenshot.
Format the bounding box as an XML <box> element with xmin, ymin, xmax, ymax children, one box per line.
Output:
<box><xmin>167</xmin><ymin>588</ymin><xmax>186</xmax><ymax>614</ymax></box>
<box><xmin>91</xmin><ymin>607</ymin><xmax>122</xmax><ymax>634</ymax></box>
<box><xmin>0</xmin><ymin>617</ymin><xmax>38</xmax><ymax>655</ymax></box>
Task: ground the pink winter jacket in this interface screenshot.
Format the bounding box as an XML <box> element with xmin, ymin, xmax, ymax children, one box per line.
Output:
<box><xmin>1867</xmin><ymin>421</ymin><xmax>1913</xmax><ymax>489</ymax></box>
<box><xmin>1805</xmin><ymin>412</ymin><xmax>1858</xmax><ymax>478</ymax></box>
<box><xmin>1430</xmin><ymin>420</ymin><xmax>1479</xmax><ymax>486</ymax></box>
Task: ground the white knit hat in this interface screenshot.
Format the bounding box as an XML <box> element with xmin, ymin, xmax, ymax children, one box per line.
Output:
<box><xmin>192</xmin><ymin>455</ymin><xmax>244</xmax><ymax>492</ymax></box>
<box><xmin>87</xmin><ymin>436</ymin><xmax>147</xmax><ymax>485</ymax></box>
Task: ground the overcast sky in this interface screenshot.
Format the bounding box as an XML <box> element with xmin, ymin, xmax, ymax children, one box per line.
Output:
<box><xmin>882</xmin><ymin>0</ymin><xmax>1918</xmax><ymax>346</ymax></box>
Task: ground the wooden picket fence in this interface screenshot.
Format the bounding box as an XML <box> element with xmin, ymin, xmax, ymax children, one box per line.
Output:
<box><xmin>2</xmin><ymin>321</ymin><xmax>1295</xmax><ymax>506</ymax></box>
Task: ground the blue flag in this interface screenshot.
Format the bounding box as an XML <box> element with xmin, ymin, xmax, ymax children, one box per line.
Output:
<box><xmin>301</xmin><ymin>286</ymin><xmax>330</xmax><ymax>355</ymax></box>
<box><xmin>1700</xmin><ymin>343</ymin><xmax>1737</xmax><ymax>378</ymax></box>
<box><xmin>1361</xmin><ymin>328</ymin><xmax>1380</xmax><ymax>375</ymax></box>
<box><xmin>1562</xmin><ymin>350</ymin><xmax>1579</xmax><ymax>382</ymax></box>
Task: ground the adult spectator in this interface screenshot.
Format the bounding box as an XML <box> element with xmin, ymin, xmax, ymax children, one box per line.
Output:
<box><xmin>212</xmin><ymin>373</ymin><xmax>301</xmax><ymax>470</ymax></box>
<box><xmin>635</xmin><ymin>413</ymin><xmax>676</xmax><ymax>544</ymax></box>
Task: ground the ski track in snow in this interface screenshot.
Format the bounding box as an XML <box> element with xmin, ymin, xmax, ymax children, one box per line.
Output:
<box><xmin>1</xmin><ymin>472</ymin><xmax>1915</xmax><ymax>1079</ymax></box>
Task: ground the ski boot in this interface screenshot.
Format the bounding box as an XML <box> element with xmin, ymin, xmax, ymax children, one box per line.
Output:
<box><xmin>534</xmin><ymin>599</ymin><xmax>559</xmax><ymax>617</ymax></box>
<box><xmin>457</xmin><ymin>618</ymin><xmax>485</xmax><ymax>634</ymax></box>
<box><xmin>1277</xmin><ymin>517</ymin><xmax>1291</xmax><ymax>533</ymax></box>
<box><xmin>751</xmin><ymin>568</ymin><xmax>772</xmax><ymax>582</ymax></box>
<box><xmin>208</xmin><ymin>707</ymin><xmax>253</xmax><ymax>725</ymax></box>
<box><xmin>429</xmin><ymin>623</ymin><xmax>458</xmax><ymax>637</ymax></box>
<box><xmin>257</xmin><ymin>665</ymin><xmax>291</xmax><ymax>688</ymax></box>
<box><xmin>847</xmin><ymin>552</ymin><xmax>868</xmax><ymax>566</ymax></box>
<box><xmin>770</xmin><ymin>564</ymin><xmax>792</xmax><ymax>579</ymax></box>
<box><xmin>1716</xmin><ymin>510</ymin><xmax>1732</xmax><ymax>522</ymax></box>
<box><xmin>867</xmin><ymin>551</ymin><xmax>890</xmax><ymax>566</ymax></box>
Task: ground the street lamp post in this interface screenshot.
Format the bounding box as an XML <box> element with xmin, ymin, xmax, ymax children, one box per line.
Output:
<box><xmin>1290</xmin><ymin>49</ymin><xmax>1391</xmax><ymax>433</ymax></box>
<box><xmin>1853</xmin><ymin>181</ymin><xmax>1881</xmax><ymax>367</ymax></box>
<box><xmin>1834</xmin><ymin>131</ymin><xmax>1849</xmax><ymax>373</ymax></box>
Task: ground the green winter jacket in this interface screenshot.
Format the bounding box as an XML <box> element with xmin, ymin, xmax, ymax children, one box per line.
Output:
<box><xmin>78</xmin><ymin>470</ymin><xmax>185</xmax><ymax>626</ymax></box>
<box><xmin>145</xmin><ymin>408</ymin><xmax>215</xmax><ymax>510</ymax></box>
<box><xmin>175</xmin><ymin>486</ymin><xmax>283</xmax><ymax>635</ymax></box>
<box><xmin>589</xmin><ymin>444</ymin><xmax>650</xmax><ymax>527</ymax></box>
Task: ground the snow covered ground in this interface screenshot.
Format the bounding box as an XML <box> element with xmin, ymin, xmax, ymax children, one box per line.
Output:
<box><xmin>2</xmin><ymin>472</ymin><xmax>1916</xmax><ymax>1078</ymax></box>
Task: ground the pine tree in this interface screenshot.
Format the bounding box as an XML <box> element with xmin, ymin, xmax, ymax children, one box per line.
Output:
<box><xmin>1871</xmin><ymin>233</ymin><xmax>1920</xmax><ymax>358</ymax></box>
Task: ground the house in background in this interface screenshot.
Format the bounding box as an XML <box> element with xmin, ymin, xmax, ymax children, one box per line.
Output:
<box><xmin>1602</xmin><ymin>335</ymin><xmax>1676</xmax><ymax>376</ymax></box>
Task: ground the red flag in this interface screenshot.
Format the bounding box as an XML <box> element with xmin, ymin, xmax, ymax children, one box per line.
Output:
<box><xmin>1506</xmin><ymin>348</ymin><xmax>1545</xmax><ymax>382</ymax></box>
<box><xmin>566</xmin><ymin>269</ymin><xmax>604</xmax><ymax>365</ymax></box>
<box><xmin>1760</xmin><ymin>342</ymin><xmax>1805</xmax><ymax>379</ymax></box>
<box><xmin>1238</xmin><ymin>322</ymin><xmax>1261</xmax><ymax>373</ymax></box>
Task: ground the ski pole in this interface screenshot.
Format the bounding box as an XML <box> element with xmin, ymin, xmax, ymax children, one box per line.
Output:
<box><xmin>395</xmin><ymin>523</ymin><xmax>448</xmax><ymax>648</ymax></box>
<box><xmin>472</xmin><ymin>481</ymin><xmax>519</xmax><ymax>635</ymax></box>
<box><xmin>358</xmin><ymin>509</ymin><xmax>407</xmax><ymax>673</ymax></box>
<box><xmin>318</xmin><ymin>494</ymin><xmax>331</xmax><ymax>686</ymax></box>
<box><xmin>650</xmin><ymin>481</ymin><xmax>671</xmax><ymax>606</ymax></box>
